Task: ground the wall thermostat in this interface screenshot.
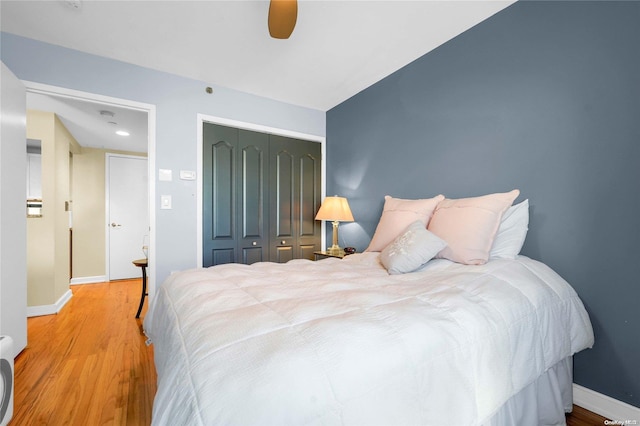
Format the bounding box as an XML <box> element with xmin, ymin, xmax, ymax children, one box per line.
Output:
<box><xmin>180</xmin><ymin>170</ymin><xmax>196</xmax><ymax>180</ymax></box>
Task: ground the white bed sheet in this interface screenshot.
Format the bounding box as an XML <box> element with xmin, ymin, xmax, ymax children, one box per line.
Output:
<box><xmin>144</xmin><ymin>254</ymin><xmax>594</xmax><ymax>426</ymax></box>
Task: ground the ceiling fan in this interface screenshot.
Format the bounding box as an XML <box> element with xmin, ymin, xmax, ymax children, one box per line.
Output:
<box><xmin>268</xmin><ymin>0</ymin><xmax>298</xmax><ymax>39</ymax></box>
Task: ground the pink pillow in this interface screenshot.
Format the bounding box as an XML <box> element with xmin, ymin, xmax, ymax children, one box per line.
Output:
<box><xmin>428</xmin><ymin>190</ymin><xmax>520</xmax><ymax>265</ymax></box>
<box><xmin>366</xmin><ymin>194</ymin><xmax>445</xmax><ymax>252</ymax></box>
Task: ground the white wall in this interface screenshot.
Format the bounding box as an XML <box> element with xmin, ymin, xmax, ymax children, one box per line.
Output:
<box><xmin>0</xmin><ymin>61</ymin><xmax>28</xmax><ymax>356</ymax></box>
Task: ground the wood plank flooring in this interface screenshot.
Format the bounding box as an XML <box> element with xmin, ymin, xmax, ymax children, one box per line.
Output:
<box><xmin>10</xmin><ymin>279</ymin><xmax>156</xmax><ymax>425</ymax></box>
<box><xmin>567</xmin><ymin>404</ymin><xmax>610</xmax><ymax>425</ymax></box>
<box><xmin>10</xmin><ymin>279</ymin><xmax>609</xmax><ymax>425</ymax></box>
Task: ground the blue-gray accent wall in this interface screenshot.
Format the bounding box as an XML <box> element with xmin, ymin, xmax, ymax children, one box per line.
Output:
<box><xmin>327</xmin><ymin>1</ymin><xmax>639</xmax><ymax>408</ymax></box>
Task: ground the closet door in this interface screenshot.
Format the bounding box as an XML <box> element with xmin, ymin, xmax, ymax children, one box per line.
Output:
<box><xmin>203</xmin><ymin>124</ymin><xmax>237</xmax><ymax>266</ymax></box>
<box><xmin>269</xmin><ymin>135</ymin><xmax>321</xmax><ymax>262</ymax></box>
<box><xmin>204</xmin><ymin>123</ymin><xmax>320</xmax><ymax>265</ymax></box>
<box><xmin>237</xmin><ymin>129</ymin><xmax>269</xmax><ymax>264</ymax></box>
<box><xmin>203</xmin><ymin>124</ymin><xmax>269</xmax><ymax>267</ymax></box>
<box><xmin>296</xmin><ymin>142</ymin><xmax>322</xmax><ymax>259</ymax></box>
<box><xmin>269</xmin><ymin>139</ymin><xmax>295</xmax><ymax>262</ymax></box>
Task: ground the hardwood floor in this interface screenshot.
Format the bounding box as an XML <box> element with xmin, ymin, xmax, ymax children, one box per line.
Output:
<box><xmin>567</xmin><ymin>404</ymin><xmax>610</xmax><ymax>425</ymax></box>
<box><xmin>10</xmin><ymin>279</ymin><xmax>156</xmax><ymax>425</ymax></box>
<box><xmin>10</xmin><ymin>279</ymin><xmax>609</xmax><ymax>426</ymax></box>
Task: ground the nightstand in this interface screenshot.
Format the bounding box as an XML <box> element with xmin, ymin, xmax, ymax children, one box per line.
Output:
<box><xmin>314</xmin><ymin>250</ymin><xmax>351</xmax><ymax>260</ymax></box>
<box><xmin>132</xmin><ymin>258</ymin><xmax>148</xmax><ymax>319</ymax></box>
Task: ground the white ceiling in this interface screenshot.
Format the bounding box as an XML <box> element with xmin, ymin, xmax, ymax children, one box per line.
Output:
<box><xmin>1</xmin><ymin>0</ymin><xmax>515</xmax><ymax>149</ymax></box>
<box><xmin>26</xmin><ymin>93</ymin><xmax>149</xmax><ymax>153</ymax></box>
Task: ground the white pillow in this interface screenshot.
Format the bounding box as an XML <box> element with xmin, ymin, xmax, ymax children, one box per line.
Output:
<box><xmin>489</xmin><ymin>199</ymin><xmax>529</xmax><ymax>259</ymax></box>
<box><xmin>380</xmin><ymin>221</ymin><xmax>447</xmax><ymax>275</ymax></box>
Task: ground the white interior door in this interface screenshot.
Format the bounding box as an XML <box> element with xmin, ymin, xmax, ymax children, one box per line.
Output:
<box><xmin>0</xmin><ymin>62</ymin><xmax>28</xmax><ymax>356</ymax></box>
<box><xmin>107</xmin><ymin>154</ymin><xmax>148</xmax><ymax>280</ymax></box>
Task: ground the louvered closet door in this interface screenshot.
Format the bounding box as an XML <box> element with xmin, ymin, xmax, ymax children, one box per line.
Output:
<box><xmin>269</xmin><ymin>135</ymin><xmax>322</xmax><ymax>262</ymax></box>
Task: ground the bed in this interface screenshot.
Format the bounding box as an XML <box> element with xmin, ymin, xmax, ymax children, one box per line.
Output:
<box><xmin>144</xmin><ymin>254</ymin><xmax>593</xmax><ymax>425</ymax></box>
<box><xmin>144</xmin><ymin>191</ymin><xmax>594</xmax><ymax>425</ymax></box>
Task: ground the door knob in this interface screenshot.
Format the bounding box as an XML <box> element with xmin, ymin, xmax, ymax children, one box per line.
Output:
<box><xmin>111</xmin><ymin>222</ymin><xmax>122</xmax><ymax>228</ymax></box>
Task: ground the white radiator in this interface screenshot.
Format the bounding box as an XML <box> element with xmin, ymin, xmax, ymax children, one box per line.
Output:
<box><xmin>0</xmin><ymin>336</ymin><xmax>13</xmax><ymax>426</ymax></box>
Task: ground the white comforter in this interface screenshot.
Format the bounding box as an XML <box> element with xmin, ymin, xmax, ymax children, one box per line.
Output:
<box><xmin>144</xmin><ymin>254</ymin><xmax>594</xmax><ymax>426</ymax></box>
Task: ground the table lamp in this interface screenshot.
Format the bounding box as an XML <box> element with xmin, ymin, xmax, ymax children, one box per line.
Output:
<box><xmin>315</xmin><ymin>196</ymin><xmax>354</xmax><ymax>255</ymax></box>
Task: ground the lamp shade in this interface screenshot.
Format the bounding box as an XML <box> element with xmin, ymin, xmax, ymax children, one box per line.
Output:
<box><xmin>315</xmin><ymin>196</ymin><xmax>354</xmax><ymax>222</ymax></box>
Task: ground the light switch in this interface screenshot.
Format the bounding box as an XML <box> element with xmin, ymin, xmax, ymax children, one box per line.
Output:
<box><xmin>159</xmin><ymin>169</ymin><xmax>172</xmax><ymax>181</ymax></box>
<box><xmin>160</xmin><ymin>195</ymin><xmax>172</xmax><ymax>209</ymax></box>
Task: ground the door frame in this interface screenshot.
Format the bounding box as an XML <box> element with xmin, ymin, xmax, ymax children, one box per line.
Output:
<box><xmin>23</xmin><ymin>81</ymin><xmax>157</xmax><ymax>296</ymax></box>
<box><xmin>196</xmin><ymin>114</ymin><xmax>326</xmax><ymax>268</ymax></box>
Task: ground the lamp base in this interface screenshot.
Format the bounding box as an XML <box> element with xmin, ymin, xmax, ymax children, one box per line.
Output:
<box><xmin>326</xmin><ymin>245</ymin><xmax>343</xmax><ymax>256</ymax></box>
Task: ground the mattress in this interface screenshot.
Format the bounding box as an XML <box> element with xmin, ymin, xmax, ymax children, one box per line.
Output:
<box><xmin>144</xmin><ymin>253</ymin><xmax>594</xmax><ymax>425</ymax></box>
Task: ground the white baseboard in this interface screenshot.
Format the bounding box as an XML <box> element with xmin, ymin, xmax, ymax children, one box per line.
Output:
<box><xmin>70</xmin><ymin>275</ymin><xmax>106</xmax><ymax>285</ymax></box>
<box><xmin>573</xmin><ymin>383</ymin><xmax>640</xmax><ymax>421</ymax></box>
<box><xmin>26</xmin><ymin>289</ymin><xmax>73</xmax><ymax>317</ymax></box>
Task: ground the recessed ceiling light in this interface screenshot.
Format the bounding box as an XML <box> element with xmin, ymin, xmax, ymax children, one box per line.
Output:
<box><xmin>116</xmin><ymin>130</ymin><xmax>130</xmax><ymax>136</ymax></box>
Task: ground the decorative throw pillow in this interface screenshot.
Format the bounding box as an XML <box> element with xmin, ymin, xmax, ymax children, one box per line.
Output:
<box><xmin>428</xmin><ymin>189</ymin><xmax>520</xmax><ymax>265</ymax></box>
<box><xmin>380</xmin><ymin>221</ymin><xmax>447</xmax><ymax>275</ymax></box>
<box><xmin>490</xmin><ymin>199</ymin><xmax>529</xmax><ymax>259</ymax></box>
<box><xmin>366</xmin><ymin>194</ymin><xmax>445</xmax><ymax>252</ymax></box>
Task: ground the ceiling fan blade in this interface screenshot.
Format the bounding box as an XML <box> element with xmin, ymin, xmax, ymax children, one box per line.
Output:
<box><xmin>268</xmin><ymin>0</ymin><xmax>297</xmax><ymax>39</ymax></box>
